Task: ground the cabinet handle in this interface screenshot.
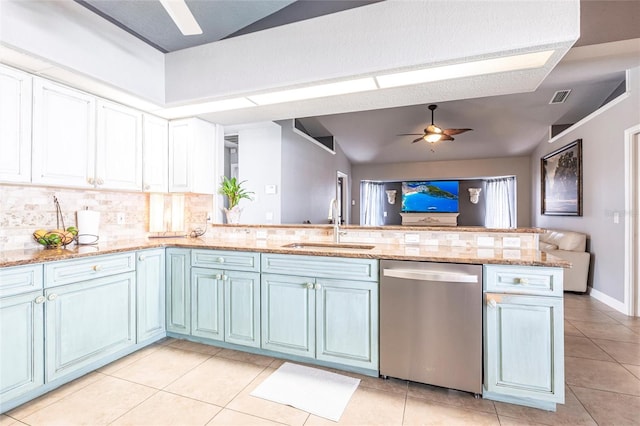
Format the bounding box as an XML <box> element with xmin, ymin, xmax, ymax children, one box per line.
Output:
<box><xmin>87</xmin><ymin>177</ymin><xmax>95</xmax><ymax>185</ymax></box>
<box><xmin>93</xmin><ymin>265</ymin><xmax>102</xmax><ymax>272</ymax></box>
<box><xmin>47</xmin><ymin>293</ymin><xmax>58</xmax><ymax>302</ymax></box>
<box><xmin>34</xmin><ymin>295</ymin><xmax>46</xmax><ymax>304</ymax></box>
<box><xmin>488</xmin><ymin>299</ymin><xmax>497</xmax><ymax>308</ymax></box>
<box><xmin>96</xmin><ymin>177</ymin><xmax>104</xmax><ymax>185</ymax></box>
<box><xmin>306</xmin><ymin>282</ymin><xmax>314</xmax><ymax>289</ymax></box>
<box><xmin>217</xmin><ymin>257</ymin><xmax>225</xmax><ymax>264</ymax></box>
<box><xmin>215</xmin><ymin>274</ymin><xmax>222</xmax><ymax>280</ymax></box>
<box><xmin>516</xmin><ymin>277</ymin><xmax>529</xmax><ymax>285</ymax></box>
<box><xmin>314</xmin><ymin>283</ymin><xmax>322</xmax><ymax>290</ymax></box>
<box><xmin>144</xmin><ymin>184</ymin><xmax>150</xmax><ymax>191</ymax></box>
<box><xmin>138</xmin><ymin>254</ymin><xmax>146</xmax><ymax>261</ymax></box>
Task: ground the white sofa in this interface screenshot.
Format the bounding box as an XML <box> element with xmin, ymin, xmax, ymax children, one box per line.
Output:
<box><xmin>539</xmin><ymin>229</ymin><xmax>590</xmax><ymax>293</ymax></box>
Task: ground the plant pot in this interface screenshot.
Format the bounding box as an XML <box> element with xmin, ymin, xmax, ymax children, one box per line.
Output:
<box><xmin>224</xmin><ymin>206</ymin><xmax>243</xmax><ymax>224</ymax></box>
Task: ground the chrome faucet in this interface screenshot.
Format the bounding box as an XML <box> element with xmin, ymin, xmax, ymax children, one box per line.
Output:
<box><xmin>331</xmin><ymin>199</ymin><xmax>340</xmax><ymax>243</ymax></box>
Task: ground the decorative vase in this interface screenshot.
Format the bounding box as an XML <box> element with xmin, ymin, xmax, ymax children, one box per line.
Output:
<box><xmin>224</xmin><ymin>206</ymin><xmax>242</xmax><ymax>224</ymax></box>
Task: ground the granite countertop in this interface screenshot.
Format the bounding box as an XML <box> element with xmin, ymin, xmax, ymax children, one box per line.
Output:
<box><xmin>210</xmin><ymin>224</ymin><xmax>546</xmax><ymax>233</ymax></box>
<box><xmin>0</xmin><ymin>237</ymin><xmax>570</xmax><ymax>269</ymax></box>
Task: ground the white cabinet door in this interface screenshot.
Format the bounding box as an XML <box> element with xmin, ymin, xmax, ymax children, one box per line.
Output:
<box><xmin>142</xmin><ymin>114</ymin><xmax>168</xmax><ymax>192</ymax></box>
<box><xmin>168</xmin><ymin>118</ymin><xmax>218</xmax><ymax>194</ymax></box>
<box><xmin>96</xmin><ymin>100</ymin><xmax>142</xmax><ymax>190</ymax></box>
<box><xmin>484</xmin><ymin>293</ymin><xmax>564</xmax><ymax>404</ymax></box>
<box><xmin>32</xmin><ymin>79</ymin><xmax>95</xmax><ymax>188</ymax></box>
<box><xmin>0</xmin><ymin>65</ymin><xmax>32</xmax><ymax>183</ymax></box>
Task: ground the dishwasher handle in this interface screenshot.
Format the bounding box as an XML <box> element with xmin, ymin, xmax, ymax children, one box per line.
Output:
<box><xmin>383</xmin><ymin>268</ymin><xmax>478</xmax><ymax>283</ymax></box>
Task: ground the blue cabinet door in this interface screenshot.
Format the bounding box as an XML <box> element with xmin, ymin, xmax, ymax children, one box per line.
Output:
<box><xmin>484</xmin><ymin>293</ymin><xmax>564</xmax><ymax>404</ymax></box>
<box><xmin>136</xmin><ymin>249</ymin><xmax>165</xmax><ymax>342</ymax></box>
<box><xmin>316</xmin><ymin>279</ymin><xmax>379</xmax><ymax>370</ymax></box>
<box><xmin>261</xmin><ymin>274</ymin><xmax>315</xmax><ymax>358</ymax></box>
<box><xmin>224</xmin><ymin>270</ymin><xmax>260</xmax><ymax>348</ymax></box>
<box><xmin>166</xmin><ymin>248</ymin><xmax>190</xmax><ymax>335</ymax></box>
<box><xmin>191</xmin><ymin>267</ymin><xmax>224</xmax><ymax>341</ymax></box>
<box><xmin>0</xmin><ymin>291</ymin><xmax>44</xmax><ymax>408</ymax></box>
<box><xmin>45</xmin><ymin>272</ymin><xmax>136</xmax><ymax>382</ymax></box>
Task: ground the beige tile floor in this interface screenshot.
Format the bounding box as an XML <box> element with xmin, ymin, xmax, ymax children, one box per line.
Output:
<box><xmin>2</xmin><ymin>293</ymin><xmax>639</xmax><ymax>426</ymax></box>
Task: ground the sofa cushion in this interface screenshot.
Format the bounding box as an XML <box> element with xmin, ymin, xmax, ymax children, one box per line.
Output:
<box><xmin>539</xmin><ymin>241</ymin><xmax>559</xmax><ymax>251</ymax></box>
<box><xmin>541</xmin><ymin>230</ymin><xmax>586</xmax><ymax>252</ymax></box>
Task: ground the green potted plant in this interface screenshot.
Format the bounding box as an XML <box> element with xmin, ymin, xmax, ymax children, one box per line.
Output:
<box><xmin>218</xmin><ymin>176</ymin><xmax>254</xmax><ymax>224</ymax></box>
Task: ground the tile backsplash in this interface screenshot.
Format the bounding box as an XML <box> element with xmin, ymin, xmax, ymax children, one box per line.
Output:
<box><xmin>0</xmin><ymin>184</ymin><xmax>212</xmax><ymax>251</ymax></box>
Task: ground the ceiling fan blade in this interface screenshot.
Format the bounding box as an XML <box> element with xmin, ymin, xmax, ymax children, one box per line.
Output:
<box><xmin>443</xmin><ymin>128</ymin><xmax>473</xmax><ymax>136</ymax></box>
<box><xmin>441</xmin><ymin>134</ymin><xmax>455</xmax><ymax>141</ymax></box>
<box><xmin>411</xmin><ymin>137</ymin><xmax>425</xmax><ymax>143</ymax></box>
<box><xmin>397</xmin><ymin>133</ymin><xmax>424</xmax><ymax>136</ymax></box>
<box><xmin>159</xmin><ymin>0</ymin><xmax>203</xmax><ymax>35</ymax></box>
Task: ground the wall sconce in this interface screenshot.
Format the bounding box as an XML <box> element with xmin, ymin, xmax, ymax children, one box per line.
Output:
<box><xmin>385</xmin><ymin>190</ymin><xmax>397</xmax><ymax>204</ymax></box>
<box><xmin>468</xmin><ymin>188</ymin><xmax>482</xmax><ymax>204</ymax></box>
<box><xmin>148</xmin><ymin>193</ymin><xmax>185</xmax><ymax>237</ymax></box>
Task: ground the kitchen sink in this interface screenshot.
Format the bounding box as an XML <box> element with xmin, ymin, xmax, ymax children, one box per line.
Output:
<box><xmin>282</xmin><ymin>242</ymin><xmax>375</xmax><ymax>250</ymax></box>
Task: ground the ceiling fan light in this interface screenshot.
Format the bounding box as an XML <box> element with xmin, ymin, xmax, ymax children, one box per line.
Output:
<box><xmin>426</xmin><ymin>124</ymin><xmax>442</xmax><ymax>134</ymax></box>
<box><xmin>424</xmin><ymin>134</ymin><xmax>442</xmax><ymax>143</ymax></box>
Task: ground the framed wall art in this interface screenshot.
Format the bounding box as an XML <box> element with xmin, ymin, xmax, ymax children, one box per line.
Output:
<box><xmin>541</xmin><ymin>139</ymin><xmax>583</xmax><ymax>216</ymax></box>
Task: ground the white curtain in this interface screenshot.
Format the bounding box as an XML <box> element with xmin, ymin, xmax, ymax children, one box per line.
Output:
<box><xmin>361</xmin><ymin>181</ymin><xmax>385</xmax><ymax>226</ymax></box>
<box><xmin>485</xmin><ymin>177</ymin><xmax>517</xmax><ymax>228</ymax></box>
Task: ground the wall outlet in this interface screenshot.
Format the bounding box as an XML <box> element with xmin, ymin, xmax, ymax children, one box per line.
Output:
<box><xmin>116</xmin><ymin>212</ymin><xmax>125</xmax><ymax>225</ymax></box>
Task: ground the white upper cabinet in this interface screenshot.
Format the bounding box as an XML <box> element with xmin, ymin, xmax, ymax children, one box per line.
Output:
<box><xmin>0</xmin><ymin>65</ymin><xmax>32</xmax><ymax>183</ymax></box>
<box><xmin>32</xmin><ymin>78</ymin><xmax>96</xmax><ymax>188</ymax></box>
<box><xmin>169</xmin><ymin>118</ymin><xmax>218</xmax><ymax>194</ymax></box>
<box><xmin>96</xmin><ymin>100</ymin><xmax>142</xmax><ymax>190</ymax></box>
<box><xmin>142</xmin><ymin>114</ymin><xmax>169</xmax><ymax>192</ymax></box>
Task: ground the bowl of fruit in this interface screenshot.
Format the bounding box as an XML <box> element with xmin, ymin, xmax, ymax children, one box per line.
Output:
<box><xmin>33</xmin><ymin>227</ymin><xmax>78</xmax><ymax>249</ymax></box>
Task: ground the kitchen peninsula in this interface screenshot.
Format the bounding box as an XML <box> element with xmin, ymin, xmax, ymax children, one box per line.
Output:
<box><xmin>0</xmin><ymin>225</ymin><xmax>567</xmax><ymax>414</ymax></box>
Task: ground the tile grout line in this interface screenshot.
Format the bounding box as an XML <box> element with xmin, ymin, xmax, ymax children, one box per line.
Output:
<box><xmin>565</xmin><ymin>384</ymin><xmax>599</xmax><ymax>426</ymax></box>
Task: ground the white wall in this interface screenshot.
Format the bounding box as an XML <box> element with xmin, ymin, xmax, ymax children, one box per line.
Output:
<box><xmin>237</xmin><ymin>123</ymin><xmax>282</xmax><ymax>224</ymax></box>
<box><xmin>531</xmin><ymin>67</ymin><xmax>640</xmax><ymax>303</ymax></box>
<box><xmin>352</xmin><ymin>157</ymin><xmax>531</xmax><ymax>226</ymax></box>
<box><xmin>279</xmin><ymin>121</ymin><xmax>352</xmax><ymax>224</ymax></box>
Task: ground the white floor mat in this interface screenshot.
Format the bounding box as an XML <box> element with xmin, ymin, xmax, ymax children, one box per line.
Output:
<box><xmin>250</xmin><ymin>362</ymin><xmax>360</xmax><ymax>421</ymax></box>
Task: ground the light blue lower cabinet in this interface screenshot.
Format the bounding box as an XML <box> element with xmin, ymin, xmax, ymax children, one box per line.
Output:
<box><xmin>166</xmin><ymin>248</ymin><xmax>191</xmax><ymax>335</ymax></box>
<box><xmin>0</xmin><ymin>291</ymin><xmax>44</xmax><ymax>407</ymax></box>
<box><xmin>191</xmin><ymin>267</ymin><xmax>224</xmax><ymax>341</ymax></box>
<box><xmin>261</xmin><ymin>274</ymin><xmax>316</xmax><ymax>358</ymax></box>
<box><xmin>484</xmin><ymin>293</ymin><xmax>565</xmax><ymax>409</ymax></box>
<box><xmin>224</xmin><ymin>270</ymin><xmax>261</xmax><ymax>348</ymax></box>
<box><xmin>136</xmin><ymin>249</ymin><xmax>166</xmax><ymax>342</ymax></box>
<box><xmin>261</xmin><ymin>273</ymin><xmax>379</xmax><ymax>371</ymax></box>
<box><xmin>316</xmin><ymin>279</ymin><xmax>379</xmax><ymax>370</ymax></box>
<box><xmin>45</xmin><ymin>272</ymin><xmax>136</xmax><ymax>383</ymax></box>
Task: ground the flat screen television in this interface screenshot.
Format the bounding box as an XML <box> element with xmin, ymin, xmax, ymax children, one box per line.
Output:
<box><xmin>401</xmin><ymin>180</ymin><xmax>459</xmax><ymax>213</ymax></box>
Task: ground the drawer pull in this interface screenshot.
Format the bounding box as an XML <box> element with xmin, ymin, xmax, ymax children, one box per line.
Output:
<box><xmin>93</xmin><ymin>265</ymin><xmax>102</xmax><ymax>272</ymax></box>
<box><xmin>138</xmin><ymin>254</ymin><xmax>146</xmax><ymax>261</ymax></box>
<box><xmin>315</xmin><ymin>283</ymin><xmax>322</xmax><ymax>290</ymax></box>
<box><xmin>34</xmin><ymin>295</ymin><xmax>46</xmax><ymax>304</ymax></box>
<box><xmin>217</xmin><ymin>257</ymin><xmax>225</xmax><ymax>264</ymax></box>
<box><xmin>306</xmin><ymin>282</ymin><xmax>314</xmax><ymax>289</ymax></box>
<box><xmin>516</xmin><ymin>277</ymin><xmax>529</xmax><ymax>284</ymax></box>
<box><xmin>47</xmin><ymin>293</ymin><xmax>58</xmax><ymax>302</ymax></box>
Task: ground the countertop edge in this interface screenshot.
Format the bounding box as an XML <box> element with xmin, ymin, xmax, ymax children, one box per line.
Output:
<box><xmin>0</xmin><ymin>239</ymin><xmax>570</xmax><ymax>269</ymax></box>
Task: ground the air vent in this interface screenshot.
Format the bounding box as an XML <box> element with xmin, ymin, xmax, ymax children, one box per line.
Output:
<box><xmin>549</xmin><ymin>89</ymin><xmax>571</xmax><ymax>104</ymax></box>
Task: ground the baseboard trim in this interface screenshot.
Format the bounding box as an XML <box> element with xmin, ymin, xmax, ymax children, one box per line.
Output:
<box><xmin>589</xmin><ymin>287</ymin><xmax>627</xmax><ymax>314</ymax></box>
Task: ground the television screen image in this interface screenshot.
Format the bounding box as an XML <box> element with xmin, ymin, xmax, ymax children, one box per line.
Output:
<box><xmin>401</xmin><ymin>181</ymin><xmax>459</xmax><ymax>213</ymax></box>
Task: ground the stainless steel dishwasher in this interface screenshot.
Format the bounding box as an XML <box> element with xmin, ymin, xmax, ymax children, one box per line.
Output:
<box><xmin>380</xmin><ymin>260</ymin><xmax>483</xmax><ymax>395</ymax></box>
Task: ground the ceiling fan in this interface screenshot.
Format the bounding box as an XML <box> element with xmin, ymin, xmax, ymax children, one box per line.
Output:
<box><xmin>399</xmin><ymin>104</ymin><xmax>472</xmax><ymax>143</ymax></box>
